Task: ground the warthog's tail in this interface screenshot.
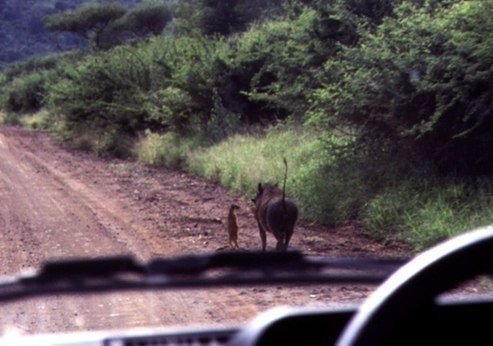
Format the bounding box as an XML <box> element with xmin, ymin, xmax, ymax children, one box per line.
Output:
<box><xmin>282</xmin><ymin>157</ymin><xmax>288</xmax><ymax>213</ymax></box>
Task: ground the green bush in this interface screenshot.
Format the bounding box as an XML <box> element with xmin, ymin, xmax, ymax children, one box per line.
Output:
<box><xmin>2</xmin><ymin>72</ymin><xmax>49</xmax><ymax>113</ymax></box>
<box><xmin>0</xmin><ymin>53</ymin><xmax>81</xmax><ymax>116</ymax></box>
<box><xmin>145</xmin><ymin>34</ymin><xmax>233</xmax><ymax>136</ymax></box>
<box><xmin>203</xmin><ymin>88</ymin><xmax>241</xmax><ymax>143</ymax></box>
<box><xmin>0</xmin><ymin>112</ymin><xmax>21</xmax><ymax>125</ymax></box>
<box><xmin>136</xmin><ymin>131</ymin><xmax>198</xmax><ymax>169</ymax></box>
<box><xmin>43</xmin><ymin>2</ymin><xmax>127</xmax><ymax>50</ymax></box>
<box><xmin>47</xmin><ymin>45</ymin><xmax>155</xmax><ymax>140</ymax></box>
<box><xmin>311</xmin><ymin>1</ymin><xmax>493</xmax><ymax>176</ymax></box>
<box><xmin>232</xmin><ymin>7</ymin><xmax>329</xmax><ymax>123</ymax></box>
<box><xmin>1</xmin><ymin>55</ymin><xmax>60</xmax><ymax>83</ymax></box>
<box><xmin>174</xmin><ymin>0</ymin><xmax>284</xmax><ymax>36</ymax></box>
<box><xmin>19</xmin><ymin>109</ymin><xmax>52</xmax><ymax>130</ymax></box>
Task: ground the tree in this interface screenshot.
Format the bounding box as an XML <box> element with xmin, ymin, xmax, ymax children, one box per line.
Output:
<box><xmin>175</xmin><ymin>0</ymin><xmax>284</xmax><ymax>36</ymax></box>
<box><xmin>111</xmin><ymin>1</ymin><xmax>172</xmax><ymax>39</ymax></box>
<box><xmin>44</xmin><ymin>3</ymin><xmax>127</xmax><ymax>50</ymax></box>
<box><xmin>45</xmin><ymin>2</ymin><xmax>172</xmax><ymax>50</ymax></box>
<box><xmin>122</xmin><ymin>1</ymin><xmax>172</xmax><ymax>36</ymax></box>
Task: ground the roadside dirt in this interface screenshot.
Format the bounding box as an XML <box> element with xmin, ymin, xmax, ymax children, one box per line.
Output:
<box><xmin>0</xmin><ymin>125</ymin><xmax>407</xmax><ymax>335</ymax></box>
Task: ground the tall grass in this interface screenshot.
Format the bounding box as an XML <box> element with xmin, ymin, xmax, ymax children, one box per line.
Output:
<box><xmin>135</xmin><ymin>131</ymin><xmax>199</xmax><ymax>169</ymax></box>
<box><xmin>186</xmin><ymin>125</ymin><xmax>355</xmax><ymax>225</ymax></box>
<box><xmin>364</xmin><ymin>178</ymin><xmax>493</xmax><ymax>249</ymax></box>
<box><xmin>110</xmin><ymin>124</ymin><xmax>493</xmax><ymax>249</ymax></box>
<box><xmin>19</xmin><ymin>109</ymin><xmax>51</xmax><ymax>129</ymax></box>
<box><xmin>188</xmin><ymin>126</ymin><xmax>315</xmax><ymax>196</ymax></box>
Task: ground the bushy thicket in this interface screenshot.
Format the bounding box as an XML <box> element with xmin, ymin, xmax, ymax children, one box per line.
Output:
<box><xmin>0</xmin><ymin>0</ymin><xmax>138</xmax><ymax>69</ymax></box>
<box><xmin>312</xmin><ymin>1</ymin><xmax>493</xmax><ymax>176</ymax></box>
<box><xmin>2</xmin><ymin>0</ymin><xmax>493</xmax><ymax>247</ymax></box>
<box><xmin>0</xmin><ymin>53</ymin><xmax>80</xmax><ymax>115</ymax></box>
<box><xmin>47</xmin><ymin>34</ymin><xmax>236</xmax><ymax>148</ymax></box>
<box><xmin>44</xmin><ymin>1</ymin><xmax>172</xmax><ymax>50</ymax></box>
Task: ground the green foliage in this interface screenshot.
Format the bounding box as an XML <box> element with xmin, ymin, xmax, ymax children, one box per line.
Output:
<box><xmin>46</xmin><ymin>45</ymin><xmax>155</xmax><ymax>140</ymax></box>
<box><xmin>228</xmin><ymin>2</ymin><xmax>363</xmax><ymax>124</ymax></box>
<box><xmin>233</xmin><ymin>8</ymin><xmax>324</xmax><ymax>121</ymax></box>
<box><xmin>363</xmin><ymin>177</ymin><xmax>493</xmax><ymax>249</ymax></box>
<box><xmin>0</xmin><ymin>53</ymin><xmax>81</xmax><ymax>117</ymax></box>
<box><xmin>2</xmin><ymin>72</ymin><xmax>47</xmax><ymax>113</ymax></box>
<box><xmin>311</xmin><ymin>0</ymin><xmax>493</xmax><ymax>175</ymax></box>
<box><xmin>136</xmin><ymin>131</ymin><xmax>199</xmax><ymax>168</ymax></box>
<box><xmin>0</xmin><ymin>112</ymin><xmax>21</xmax><ymax>126</ymax></box>
<box><xmin>116</xmin><ymin>0</ymin><xmax>172</xmax><ymax>36</ymax></box>
<box><xmin>203</xmin><ymin>88</ymin><xmax>241</xmax><ymax>143</ymax></box>
<box><xmin>4</xmin><ymin>0</ymin><xmax>493</xmax><ymax>248</ymax></box>
<box><xmin>1</xmin><ymin>55</ymin><xmax>59</xmax><ymax>83</ymax></box>
<box><xmin>144</xmin><ymin>34</ymin><xmax>233</xmax><ymax>135</ymax></box>
<box><xmin>175</xmin><ymin>0</ymin><xmax>285</xmax><ymax>36</ymax></box>
<box><xmin>95</xmin><ymin>129</ymin><xmax>134</xmax><ymax>158</ymax></box>
<box><xmin>44</xmin><ymin>2</ymin><xmax>127</xmax><ymax>50</ymax></box>
<box><xmin>19</xmin><ymin>110</ymin><xmax>52</xmax><ymax>130</ymax></box>
<box><xmin>188</xmin><ymin>124</ymin><xmax>329</xmax><ymax>206</ymax></box>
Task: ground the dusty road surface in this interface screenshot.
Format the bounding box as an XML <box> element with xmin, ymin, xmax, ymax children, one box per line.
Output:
<box><xmin>0</xmin><ymin>125</ymin><xmax>406</xmax><ymax>336</ymax></box>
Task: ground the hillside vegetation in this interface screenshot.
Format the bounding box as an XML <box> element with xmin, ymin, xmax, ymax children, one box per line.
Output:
<box><xmin>1</xmin><ymin>0</ymin><xmax>493</xmax><ymax>249</ymax></box>
<box><xmin>0</xmin><ymin>0</ymin><xmax>141</xmax><ymax>70</ymax></box>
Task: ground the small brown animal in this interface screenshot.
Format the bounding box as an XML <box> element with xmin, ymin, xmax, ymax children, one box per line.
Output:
<box><xmin>252</xmin><ymin>159</ymin><xmax>298</xmax><ymax>251</ymax></box>
<box><xmin>227</xmin><ymin>204</ymin><xmax>241</xmax><ymax>249</ymax></box>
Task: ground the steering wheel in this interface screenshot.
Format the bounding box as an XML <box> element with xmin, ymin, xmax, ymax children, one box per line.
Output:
<box><xmin>336</xmin><ymin>225</ymin><xmax>493</xmax><ymax>345</ymax></box>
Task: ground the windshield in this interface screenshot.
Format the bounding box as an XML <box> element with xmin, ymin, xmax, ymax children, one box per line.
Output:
<box><xmin>0</xmin><ymin>125</ymin><xmax>404</xmax><ymax>336</ymax></box>
<box><xmin>0</xmin><ymin>0</ymin><xmax>492</xmax><ymax>339</ymax></box>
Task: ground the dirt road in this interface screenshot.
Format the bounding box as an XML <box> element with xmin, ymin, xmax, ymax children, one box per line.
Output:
<box><xmin>0</xmin><ymin>125</ymin><xmax>405</xmax><ymax>335</ymax></box>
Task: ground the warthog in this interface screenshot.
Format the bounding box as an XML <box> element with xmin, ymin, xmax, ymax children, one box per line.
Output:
<box><xmin>252</xmin><ymin>160</ymin><xmax>298</xmax><ymax>251</ymax></box>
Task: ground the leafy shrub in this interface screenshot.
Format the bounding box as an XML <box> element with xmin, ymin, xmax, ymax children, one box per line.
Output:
<box><xmin>0</xmin><ymin>112</ymin><xmax>21</xmax><ymax>125</ymax></box>
<box><xmin>96</xmin><ymin>129</ymin><xmax>134</xmax><ymax>158</ymax></box>
<box><xmin>146</xmin><ymin>86</ymin><xmax>194</xmax><ymax>133</ymax></box>
<box><xmin>136</xmin><ymin>131</ymin><xmax>198</xmax><ymax>169</ymax></box>
<box><xmin>0</xmin><ymin>53</ymin><xmax>81</xmax><ymax>117</ymax></box>
<box><xmin>19</xmin><ymin>109</ymin><xmax>52</xmax><ymax>129</ymax></box>
<box><xmin>47</xmin><ymin>45</ymin><xmax>155</xmax><ymax>141</ymax></box>
<box><xmin>2</xmin><ymin>72</ymin><xmax>49</xmax><ymax>113</ymax></box>
<box><xmin>175</xmin><ymin>0</ymin><xmax>285</xmax><ymax>36</ymax></box>
<box><xmin>311</xmin><ymin>1</ymin><xmax>493</xmax><ymax>176</ymax></box>
<box><xmin>144</xmin><ymin>34</ymin><xmax>233</xmax><ymax>136</ymax></box>
<box><xmin>203</xmin><ymin>88</ymin><xmax>241</xmax><ymax>143</ymax></box>
<box><xmin>232</xmin><ymin>7</ymin><xmax>329</xmax><ymax>123</ymax></box>
<box><xmin>1</xmin><ymin>55</ymin><xmax>60</xmax><ymax>83</ymax></box>
<box><xmin>44</xmin><ymin>2</ymin><xmax>127</xmax><ymax>50</ymax></box>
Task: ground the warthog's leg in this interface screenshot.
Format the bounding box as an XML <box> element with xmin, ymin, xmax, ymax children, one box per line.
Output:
<box><xmin>275</xmin><ymin>232</ymin><xmax>290</xmax><ymax>252</ymax></box>
<box><xmin>272</xmin><ymin>230</ymin><xmax>283</xmax><ymax>252</ymax></box>
<box><xmin>284</xmin><ymin>230</ymin><xmax>293</xmax><ymax>250</ymax></box>
<box><xmin>256</xmin><ymin>219</ymin><xmax>267</xmax><ymax>251</ymax></box>
<box><xmin>275</xmin><ymin>239</ymin><xmax>285</xmax><ymax>251</ymax></box>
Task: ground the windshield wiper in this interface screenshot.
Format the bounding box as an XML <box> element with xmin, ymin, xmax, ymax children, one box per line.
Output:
<box><xmin>0</xmin><ymin>251</ymin><xmax>408</xmax><ymax>302</ymax></box>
